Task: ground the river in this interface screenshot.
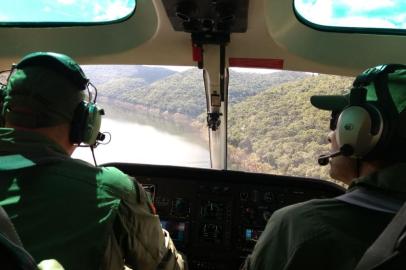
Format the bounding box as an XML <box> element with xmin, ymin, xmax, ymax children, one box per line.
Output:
<box><xmin>72</xmin><ymin>104</ymin><xmax>211</xmax><ymax>168</ymax></box>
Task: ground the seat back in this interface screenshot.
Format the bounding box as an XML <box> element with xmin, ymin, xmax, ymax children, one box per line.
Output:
<box><xmin>0</xmin><ymin>206</ymin><xmax>37</xmax><ymax>270</ymax></box>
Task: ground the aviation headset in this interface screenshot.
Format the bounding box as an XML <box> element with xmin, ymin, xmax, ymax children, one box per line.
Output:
<box><xmin>0</xmin><ymin>52</ymin><xmax>104</xmax><ymax>146</ymax></box>
<box><xmin>335</xmin><ymin>64</ymin><xmax>406</xmax><ymax>160</ymax></box>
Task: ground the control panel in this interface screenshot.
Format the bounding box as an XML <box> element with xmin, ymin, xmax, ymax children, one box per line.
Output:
<box><xmin>108</xmin><ymin>163</ymin><xmax>344</xmax><ymax>270</ymax></box>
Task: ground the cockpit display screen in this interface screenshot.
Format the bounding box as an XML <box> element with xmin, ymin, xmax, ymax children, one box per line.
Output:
<box><xmin>161</xmin><ymin>220</ymin><xmax>187</xmax><ymax>243</ymax></box>
<box><xmin>245</xmin><ymin>228</ymin><xmax>263</xmax><ymax>241</ymax></box>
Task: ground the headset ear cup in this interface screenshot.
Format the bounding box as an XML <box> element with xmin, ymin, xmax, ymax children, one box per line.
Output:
<box><xmin>81</xmin><ymin>103</ymin><xmax>102</xmax><ymax>145</ymax></box>
<box><xmin>70</xmin><ymin>101</ymin><xmax>88</xmax><ymax>144</ymax></box>
<box><xmin>69</xmin><ymin>101</ymin><xmax>103</xmax><ymax>145</ymax></box>
<box><xmin>336</xmin><ymin>106</ymin><xmax>383</xmax><ymax>158</ymax></box>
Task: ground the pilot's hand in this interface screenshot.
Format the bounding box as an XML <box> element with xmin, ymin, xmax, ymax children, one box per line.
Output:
<box><xmin>162</xmin><ymin>229</ymin><xmax>188</xmax><ymax>270</ymax></box>
<box><xmin>37</xmin><ymin>259</ymin><xmax>64</xmax><ymax>270</ymax></box>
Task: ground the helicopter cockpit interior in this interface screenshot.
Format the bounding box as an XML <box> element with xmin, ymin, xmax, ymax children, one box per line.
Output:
<box><xmin>0</xmin><ymin>0</ymin><xmax>405</xmax><ymax>269</ymax></box>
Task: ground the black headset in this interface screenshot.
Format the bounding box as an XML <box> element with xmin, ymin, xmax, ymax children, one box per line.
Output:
<box><xmin>0</xmin><ymin>52</ymin><xmax>104</xmax><ymax>146</ymax></box>
<box><xmin>335</xmin><ymin>64</ymin><xmax>406</xmax><ymax>160</ymax></box>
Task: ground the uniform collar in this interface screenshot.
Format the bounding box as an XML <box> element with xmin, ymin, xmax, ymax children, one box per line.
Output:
<box><xmin>0</xmin><ymin>128</ymin><xmax>69</xmax><ymax>170</ymax></box>
<box><xmin>349</xmin><ymin>163</ymin><xmax>406</xmax><ymax>199</ymax></box>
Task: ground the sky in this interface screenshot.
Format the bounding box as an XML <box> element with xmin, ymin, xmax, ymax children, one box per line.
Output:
<box><xmin>295</xmin><ymin>0</ymin><xmax>406</xmax><ymax>29</ymax></box>
<box><xmin>0</xmin><ymin>0</ymin><xmax>135</xmax><ymax>22</ymax></box>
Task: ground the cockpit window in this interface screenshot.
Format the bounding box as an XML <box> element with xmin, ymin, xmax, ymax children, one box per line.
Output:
<box><xmin>72</xmin><ymin>65</ymin><xmax>210</xmax><ymax>168</ymax></box>
<box><xmin>71</xmin><ymin>65</ymin><xmax>352</xmax><ymax>184</ymax></box>
<box><xmin>228</xmin><ymin>69</ymin><xmax>353</xmax><ymax>183</ymax></box>
<box><xmin>0</xmin><ymin>0</ymin><xmax>136</xmax><ymax>25</ymax></box>
<box><xmin>294</xmin><ymin>0</ymin><xmax>406</xmax><ymax>34</ymax></box>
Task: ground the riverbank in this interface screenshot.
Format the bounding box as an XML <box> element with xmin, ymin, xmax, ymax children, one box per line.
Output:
<box><xmin>98</xmin><ymin>97</ymin><xmax>284</xmax><ymax>173</ymax></box>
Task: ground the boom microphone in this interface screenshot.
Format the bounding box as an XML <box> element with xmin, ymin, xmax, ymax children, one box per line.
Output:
<box><xmin>96</xmin><ymin>132</ymin><xmax>106</xmax><ymax>142</ymax></box>
<box><xmin>318</xmin><ymin>151</ymin><xmax>342</xmax><ymax>166</ymax></box>
<box><xmin>318</xmin><ymin>144</ymin><xmax>354</xmax><ymax>166</ymax></box>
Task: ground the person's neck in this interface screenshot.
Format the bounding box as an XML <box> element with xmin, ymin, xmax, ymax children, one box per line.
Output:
<box><xmin>358</xmin><ymin>160</ymin><xmax>389</xmax><ymax>178</ymax></box>
<box><xmin>6</xmin><ymin>123</ymin><xmax>75</xmax><ymax>156</ymax></box>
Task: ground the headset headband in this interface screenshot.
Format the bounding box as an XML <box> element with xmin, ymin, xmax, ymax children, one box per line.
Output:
<box><xmin>351</xmin><ymin>64</ymin><xmax>406</xmax><ymax>117</ymax></box>
<box><xmin>16</xmin><ymin>52</ymin><xmax>89</xmax><ymax>90</ymax></box>
<box><xmin>353</xmin><ymin>64</ymin><xmax>406</xmax><ymax>86</ymax></box>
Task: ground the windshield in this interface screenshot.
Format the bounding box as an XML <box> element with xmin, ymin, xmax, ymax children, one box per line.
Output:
<box><xmin>72</xmin><ymin>65</ymin><xmax>353</xmax><ymax>183</ymax></box>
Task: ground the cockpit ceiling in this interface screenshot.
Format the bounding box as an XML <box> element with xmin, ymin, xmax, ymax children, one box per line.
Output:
<box><xmin>0</xmin><ymin>0</ymin><xmax>406</xmax><ymax>76</ymax></box>
<box><xmin>161</xmin><ymin>0</ymin><xmax>249</xmax><ymax>33</ymax></box>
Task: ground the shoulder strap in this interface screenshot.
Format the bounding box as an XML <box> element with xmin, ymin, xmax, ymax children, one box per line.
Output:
<box><xmin>354</xmin><ymin>201</ymin><xmax>406</xmax><ymax>270</ymax></box>
<box><xmin>336</xmin><ymin>187</ymin><xmax>404</xmax><ymax>214</ymax></box>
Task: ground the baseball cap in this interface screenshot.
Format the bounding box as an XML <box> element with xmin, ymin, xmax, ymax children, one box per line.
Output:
<box><xmin>2</xmin><ymin>59</ymin><xmax>85</xmax><ymax>128</ymax></box>
<box><xmin>311</xmin><ymin>66</ymin><xmax>406</xmax><ymax>115</ymax></box>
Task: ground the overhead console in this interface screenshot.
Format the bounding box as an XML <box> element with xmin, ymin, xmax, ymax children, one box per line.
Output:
<box><xmin>161</xmin><ymin>0</ymin><xmax>249</xmax><ymax>34</ymax></box>
<box><xmin>106</xmin><ymin>163</ymin><xmax>344</xmax><ymax>270</ymax></box>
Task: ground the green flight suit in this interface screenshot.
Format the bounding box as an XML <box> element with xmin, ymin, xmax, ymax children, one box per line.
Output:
<box><xmin>0</xmin><ymin>128</ymin><xmax>186</xmax><ymax>270</ymax></box>
<box><xmin>244</xmin><ymin>163</ymin><xmax>406</xmax><ymax>270</ymax></box>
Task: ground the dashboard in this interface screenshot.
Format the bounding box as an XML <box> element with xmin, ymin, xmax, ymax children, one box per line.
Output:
<box><xmin>107</xmin><ymin>163</ymin><xmax>345</xmax><ymax>270</ymax></box>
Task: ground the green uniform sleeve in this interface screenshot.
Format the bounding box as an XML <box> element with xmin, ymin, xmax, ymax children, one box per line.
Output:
<box><xmin>243</xmin><ymin>209</ymin><xmax>291</xmax><ymax>270</ymax></box>
<box><xmin>112</xmin><ymin>179</ymin><xmax>187</xmax><ymax>270</ymax></box>
<box><xmin>243</xmin><ymin>203</ymin><xmax>334</xmax><ymax>270</ymax></box>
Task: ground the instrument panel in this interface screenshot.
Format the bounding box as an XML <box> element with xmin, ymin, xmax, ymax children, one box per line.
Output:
<box><xmin>107</xmin><ymin>163</ymin><xmax>344</xmax><ymax>270</ymax></box>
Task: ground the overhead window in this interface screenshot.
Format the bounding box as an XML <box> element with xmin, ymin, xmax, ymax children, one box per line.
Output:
<box><xmin>294</xmin><ymin>0</ymin><xmax>406</xmax><ymax>33</ymax></box>
<box><xmin>0</xmin><ymin>0</ymin><xmax>136</xmax><ymax>25</ymax></box>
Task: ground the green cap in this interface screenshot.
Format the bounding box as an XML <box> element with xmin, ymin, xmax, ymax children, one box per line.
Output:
<box><xmin>310</xmin><ymin>94</ymin><xmax>349</xmax><ymax>112</ymax></box>
<box><xmin>311</xmin><ymin>68</ymin><xmax>406</xmax><ymax>115</ymax></box>
<box><xmin>3</xmin><ymin>65</ymin><xmax>84</xmax><ymax>128</ymax></box>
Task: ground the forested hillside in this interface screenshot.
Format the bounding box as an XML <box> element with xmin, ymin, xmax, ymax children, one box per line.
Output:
<box><xmin>83</xmin><ymin>65</ymin><xmax>176</xmax><ymax>85</ymax></box>
<box><xmin>228</xmin><ymin>74</ymin><xmax>354</xmax><ymax>179</ymax></box>
<box><xmin>95</xmin><ymin>67</ymin><xmax>309</xmax><ymax>117</ymax></box>
<box><xmin>83</xmin><ymin>65</ymin><xmax>176</xmax><ymax>100</ymax></box>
